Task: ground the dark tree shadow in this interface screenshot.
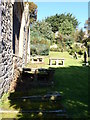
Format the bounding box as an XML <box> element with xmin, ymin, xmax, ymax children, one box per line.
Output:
<box><xmin>8</xmin><ymin>65</ymin><xmax>89</xmax><ymax>119</ymax></box>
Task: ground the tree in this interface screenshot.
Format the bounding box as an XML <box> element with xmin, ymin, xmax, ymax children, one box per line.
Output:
<box><xmin>54</xmin><ymin>20</ymin><xmax>75</xmax><ymax>50</ymax></box>
<box><xmin>25</xmin><ymin>2</ymin><xmax>37</xmax><ymax>23</ymax></box>
<box><xmin>72</xmin><ymin>29</ymin><xmax>80</xmax><ymax>42</ymax></box>
<box><xmin>72</xmin><ymin>29</ymin><xmax>85</xmax><ymax>43</ymax></box>
<box><xmin>31</xmin><ymin>20</ymin><xmax>53</xmax><ymax>41</ymax></box>
<box><xmin>45</xmin><ymin>13</ymin><xmax>79</xmax><ymax>33</ymax></box>
<box><xmin>59</xmin><ymin>19</ymin><xmax>74</xmax><ymax>36</ymax></box>
<box><xmin>78</xmin><ymin>29</ymin><xmax>85</xmax><ymax>42</ymax></box>
<box><xmin>30</xmin><ymin>20</ymin><xmax>53</xmax><ymax>55</ymax></box>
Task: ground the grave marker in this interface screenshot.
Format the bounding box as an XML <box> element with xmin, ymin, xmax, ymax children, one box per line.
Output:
<box><xmin>84</xmin><ymin>51</ymin><xmax>87</xmax><ymax>63</ymax></box>
<box><xmin>88</xmin><ymin>44</ymin><xmax>90</xmax><ymax>57</ymax></box>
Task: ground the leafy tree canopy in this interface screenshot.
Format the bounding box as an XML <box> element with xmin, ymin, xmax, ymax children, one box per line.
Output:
<box><xmin>72</xmin><ymin>28</ymin><xmax>85</xmax><ymax>43</ymax></box>
<box><xmin>31</xmin><ymin>20</ymin><xmax>53</xmax><ymax>41</ymax></box>
<box><xmin>59</xmin><ymin>19</ymin><xmax>74</xmax><ymax>35</ymax></box>
<box><xmin>45</xmin><ymin>13</ymin><xmax>79</xmax><ymax>33</ymax></box>
<box><xmin>30</xmin><ymin>20</ymin><xmax>52</xmax><ymax>55</ymax></box>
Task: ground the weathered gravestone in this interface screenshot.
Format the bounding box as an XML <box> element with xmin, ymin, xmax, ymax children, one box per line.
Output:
<box><xmin>88</xmin><ymin>44</ymin><xmax>90</xmax><ymax>57</ymax></box>
<box><xmin>84</xmin><ymin>51</ymin><xmax>88</xmax><ymax>64</ymax></box>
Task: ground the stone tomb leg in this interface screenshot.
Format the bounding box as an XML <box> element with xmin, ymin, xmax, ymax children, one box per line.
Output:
<box><xmin>62</xmin><ymin>60</ymin><xmax>64</xmax><ymax>65</ymax></box>
<box><xmin>32</xmin><ymin>58</ymin><xmax>34</xmax><ymax>63</ymax></box>
<box><xmin>37</xmin><ymin>58</ymin><xmax>39</xmax><ymax>63</ymax></box>
<box><xmin>49</xmin><ymin>59</ymin><xmax>52</xmax><ymax>65</ymax></box>
<box><xmin>56</xmin><ymin>59</ymin><xmax>59</xmax><ymax>65</ymax></box>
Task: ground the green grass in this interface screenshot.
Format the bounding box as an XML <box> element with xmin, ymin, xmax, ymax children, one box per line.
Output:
<box><xmin>54</xmin><ymin>66</ymin><xmax>88</xmax><ymax>118</ymax></box>
<box><xmin>0</xmin><ymin>51</ymin><xmax>89</xmax><ymax>119</ymax></box>
<box><xmin>26</xmin><ymin>51</ymin><xmax>83</xmax><ymax>68</ymax></box>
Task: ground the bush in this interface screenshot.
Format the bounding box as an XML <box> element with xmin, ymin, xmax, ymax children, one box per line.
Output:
<box><xmin>30</xmin><ymin>44</ymin><xmax>50</xmax><ymax>56</ymax></box>
<box><xmin>68</xmin><ymin>43</ymin><xmax>86</xmax><ymax>56</ymax></box>
<box><xmin>30</xmin><ymin>45</ymin><xmax>37</xmax><ymax>55</ymax></box>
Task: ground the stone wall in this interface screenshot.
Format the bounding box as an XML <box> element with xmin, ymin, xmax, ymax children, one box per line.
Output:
<box><xmin>8</xmin><ymin>54</ymin><xmax>22</xmax><ymax>92</ymax></box>
<box><xmin>0</xmin><ymin>2</ymin><xmax>30</xmax><ymax>98</ymax></box>
<box><xmin>0</xmin><ymin>2</ymin><xmax>13</xmax><ymax>97</ymax></box>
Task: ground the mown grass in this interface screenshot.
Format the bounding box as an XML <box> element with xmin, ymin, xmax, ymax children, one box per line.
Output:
<box><xmin>0</xmin><ymin>51</ymin><xmax>89</xmax><ymax>119</ymax></box>
<box><xmin>26</xmin><ymin>51</ymin><xmax>83</xmax><ymax>68</ymax></box>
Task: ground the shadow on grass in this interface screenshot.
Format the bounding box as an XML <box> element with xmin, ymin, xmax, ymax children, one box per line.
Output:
<box><xmin>8</xmin><ymin>65</ymin><xmax>89</xmax><ymax>119</ymax></box>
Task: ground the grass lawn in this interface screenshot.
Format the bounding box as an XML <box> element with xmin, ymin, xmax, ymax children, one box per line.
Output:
<box><xmin>0</xmin><ymin>51</ymin><xmax>89</xmax><ymax>119</ymax></box>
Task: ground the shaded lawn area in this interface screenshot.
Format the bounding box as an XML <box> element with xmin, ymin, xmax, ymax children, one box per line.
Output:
<box><xmin>54</xmin><ymin>66</ymin><xmax>88</xmax><ymax>118</ymax></box>
<box><xmin>0</xmin><ymin>52</ymin><xmax>89</xmax><ymax>119</ymax></box>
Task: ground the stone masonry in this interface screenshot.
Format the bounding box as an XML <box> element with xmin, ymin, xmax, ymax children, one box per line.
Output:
<box><xmin>0</xmin><ymin>2</ymin><xmax>13</xmax><ymax>97</ymax></box>
<box><xmin>0</xmin><ymin>1</ymin><xmax>30</xmax><ymax>98</ymax></box>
